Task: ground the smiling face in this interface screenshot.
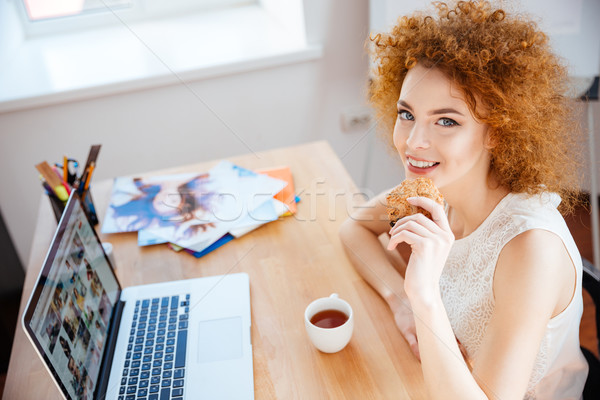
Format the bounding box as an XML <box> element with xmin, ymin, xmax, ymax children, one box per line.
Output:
<box><xmin>393</xmin><ymin>64</ymin><xmax>492</xmax><ymax>196</ymax></box>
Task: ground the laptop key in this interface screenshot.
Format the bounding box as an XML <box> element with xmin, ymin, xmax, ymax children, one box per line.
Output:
<box><xmin>173</xmin><ymin>379</ymin><xmax>184</xmax><ymax>388</ymax></box>
<box><xmin>151</xmin><ymin>376</ymin><xmax>160</xmax><ymax>384</ymax></box>
<box><xmin>141</xmin><ymin>371</ymin><xmax>150</xmax><ymax>380</ymax></box>
<box><xmin>160</xmin><ymin>388</ymin><xmax>170</xmax><ymax>400</ymax></box>
<box><xmin>161</xmin><ymin>379</ymin><xmax>171</xmax><ymax>387</ymax></box>
<box><xmin>172</xmin><ymin>388</ymin><xmax>183</xmax><ymax>397</ymax></box>
<box><xmin>149</xmin><ymin>394</ymin><xmax>158</xmax><ymax>400</ymax></box>
<box><xmin>139</xmin><ymin>379</ymin><xmax>149</xmax><ymax>388</ymax></box>
<box><xmin>175</xmin><ymin>330</ymin><xmax>187</xmax><ymax>368</ymax></box>
<box><xmin>174</xmin><ymin>369</ymin><xmax>184</xmax><ymax>379</ymax></box>
<box><xmin>150</xmin><ymin>384</ymin><xmax>160</xmax><ymax>393</ymax></box>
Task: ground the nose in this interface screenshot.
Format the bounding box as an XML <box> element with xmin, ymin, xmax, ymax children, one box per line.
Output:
<box><xmin>405</xmin><ymin>122</ymin><xmax>430</xmax><ymax>150</ymax></box>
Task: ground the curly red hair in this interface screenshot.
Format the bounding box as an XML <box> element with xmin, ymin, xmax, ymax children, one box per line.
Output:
<box><xmin>369</xmin><ymin>0</ymin><xmax>583</xmax><ymax>212</ymax></box>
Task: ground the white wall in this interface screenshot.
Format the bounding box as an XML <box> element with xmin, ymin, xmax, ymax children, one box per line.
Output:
<box><xmin>1</xmin><ymin>0</ymin><xmax>409</xmax><ymax>268</ymax></box>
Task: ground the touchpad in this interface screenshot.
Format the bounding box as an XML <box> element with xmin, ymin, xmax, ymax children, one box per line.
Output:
<box><xmin>197</xmin><ymin>317</ymin><xmax>243</xmax><ymax>363</ymax></box>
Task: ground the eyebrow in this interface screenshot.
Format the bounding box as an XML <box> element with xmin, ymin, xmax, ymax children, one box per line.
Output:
<box><xmin>397</xmin><ymin>99</ymin><xmax>465</xmax><ymax>117</ymax></box>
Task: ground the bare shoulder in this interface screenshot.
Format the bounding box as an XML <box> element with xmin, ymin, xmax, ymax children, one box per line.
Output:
<box><xmin>494</xmin><ymin>229</ymin><xmax>575</xmax><ymax>317</ymax></box>
<box><xmin>342</xmin><ymin>190</ymin><xmax>393</xmax><ymax>236</ymax></box>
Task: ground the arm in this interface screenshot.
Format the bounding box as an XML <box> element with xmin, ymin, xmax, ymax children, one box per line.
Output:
<box><xmin>339</xmin><ymin>191</ymin><xmax>419</xmax><ymax>358</ymax></box>
<box><xmin>388</xmin><ymin>197</ymin><xmax>573</xmax><ymax>399</ymax></box>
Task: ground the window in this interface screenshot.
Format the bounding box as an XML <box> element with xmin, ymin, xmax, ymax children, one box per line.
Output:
<box><xmin>16</xmin><ymin>0</ymin><xmax>255</xmax><ymax>37</ymax></box>
<box><xmin>23</xmin><ymin>0</ymin><xmax>132</xmax><ymax>21</ymax></box>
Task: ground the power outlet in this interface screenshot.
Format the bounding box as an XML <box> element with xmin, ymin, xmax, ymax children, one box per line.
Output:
<box><xmin>340</xmin><ymin>107</ymin><xmax>373</xmax><ymax>132</ymax></box>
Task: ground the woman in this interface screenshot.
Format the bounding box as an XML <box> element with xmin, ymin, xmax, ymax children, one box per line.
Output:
<box><xmin>340</xmin><ymin>1</ymin><xmax>588</xmax><ymax>398</ymax></box>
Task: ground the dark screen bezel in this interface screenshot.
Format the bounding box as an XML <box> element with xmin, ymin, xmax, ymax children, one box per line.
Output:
<box><xmin>22</xmin><ymin>191</ymin><xmax>123</xmax><ymax>400</ymax></box>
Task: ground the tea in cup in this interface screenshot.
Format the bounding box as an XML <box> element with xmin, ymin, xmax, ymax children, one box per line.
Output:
<box><xmin>304</xmin><ymin>293</ymin><xmax>353</xmax><ymax>353</ymax></box>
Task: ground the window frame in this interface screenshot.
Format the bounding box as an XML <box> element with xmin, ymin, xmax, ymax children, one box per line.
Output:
<box><xmin>15</xmin><ymin>0</ymin><xmax>255</xmax><ymax>38</ymax></box>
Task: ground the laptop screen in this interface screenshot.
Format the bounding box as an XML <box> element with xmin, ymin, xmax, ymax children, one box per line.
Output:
<box><xmin>23</xmin><ymin>193</ymin><xmax>121</xmax><ymax>400</ymax></box>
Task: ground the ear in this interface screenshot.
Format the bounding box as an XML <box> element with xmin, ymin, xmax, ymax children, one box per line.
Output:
<box><xmin>483</xmin><ymin>128</ymin><xmax>496</xmax><ymax>150</ymax></box>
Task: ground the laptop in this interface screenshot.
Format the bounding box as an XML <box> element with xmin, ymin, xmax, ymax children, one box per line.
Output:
<box><xmin>22</xmin><ymin>192</ymin><xmax>254</xmax><ymax>400</ymax></box>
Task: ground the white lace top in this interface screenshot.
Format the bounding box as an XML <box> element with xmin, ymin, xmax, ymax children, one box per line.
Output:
<box><xmin>439</xmin><ymin>192</ymin><xmax>588</xmax><ymax>399</ymax></box>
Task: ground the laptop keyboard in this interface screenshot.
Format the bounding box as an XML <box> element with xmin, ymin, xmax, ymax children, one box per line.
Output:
<box><xmin>119</xmin><ymin>294</ymin><xmax>190</xmax><ymax>400</ymax></box>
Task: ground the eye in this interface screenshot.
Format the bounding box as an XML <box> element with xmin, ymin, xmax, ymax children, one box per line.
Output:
<box><xmin>437</xmin><ymin>117</ymin><xmax>459</xmax><ymax>127</ymax></box>
<box><xmin>397</xmin><ymin>110</ymin><xmax>414</xmax><ymax>121</ymax></box>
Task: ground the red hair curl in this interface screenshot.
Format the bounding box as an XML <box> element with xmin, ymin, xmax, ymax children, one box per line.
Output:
<box><xmin>369</xmin><ymin>0</ymin><xmax>583</xmax><ymax>212</ymax></box>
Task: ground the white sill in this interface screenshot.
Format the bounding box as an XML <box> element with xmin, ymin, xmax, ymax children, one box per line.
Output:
<box><xmin>0</xmin><ymin>4</ymin><xmax>322</xmax><ymax>114</ymax></box>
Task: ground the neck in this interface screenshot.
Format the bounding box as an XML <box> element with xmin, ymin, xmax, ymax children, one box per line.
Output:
<box><xmin>442</xmin><ymin>175</ymin><xmax>509</xmax><ymax>240</ymax></box>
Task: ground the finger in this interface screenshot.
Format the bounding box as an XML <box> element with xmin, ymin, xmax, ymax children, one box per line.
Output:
<box><xmin>389</xmin><ymin>212</ymin><xmax>443</xmax><ymax>237</ymax></box>
<box><xmin>406</xmin><ymin>197</ymin><xmax>450</xmax><ymax>230</ymax></box>
<box><xmin>387</xmin><ymin>230</ymin><xmax>421</xmax><ymax>250</ymax></box>
<box><xmin>389</xmin><ymin>219</ymin><xmax>438</xmax><ymax>244</ymax></box>
<box><xmin>403</xmin><ymin>332</ymin><xmax>421</xmax><ymax>361</ymax></box>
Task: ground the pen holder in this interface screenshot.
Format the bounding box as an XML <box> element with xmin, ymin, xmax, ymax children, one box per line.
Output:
<box><xmin>46</xmin><ymin>190</ymin><xmax>98</xmax><ymax>226</ymax></box>
<box><xmin>47</xmin><ymin>193</ymin><xmax>66</xmax><ymax>223</ymax></box>
<box><xmin>82</xmin><ymin>191</ymin><xmax>99</xmax><ymax>226</ymax></box>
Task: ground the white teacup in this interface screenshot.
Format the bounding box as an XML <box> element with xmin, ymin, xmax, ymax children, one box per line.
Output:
<box><xmin>304</xmin><ymin>293</ymin><xmax>354</xmax><ymax>353</ymax></box>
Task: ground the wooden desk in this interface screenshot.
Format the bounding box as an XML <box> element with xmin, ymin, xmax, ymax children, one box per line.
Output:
<box><xmin>3</xmin><ymin>141</ymin><xmax>425</xmax><ymax>399</ymax></box>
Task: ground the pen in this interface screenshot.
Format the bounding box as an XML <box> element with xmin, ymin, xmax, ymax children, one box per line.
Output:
<box><xmin>52</xmin><ymin>165</ymin><xmax>72</xmax><ymax>195</ymax></box>
<box><xmin>81</xmin><ymin>162</ymin><xmax>95</xmax><ymax>201</ymax></box>
<box><xmin>84</xmin><ymin>163</ymin><xmax>95</xmax><ymax>191</ymax></box>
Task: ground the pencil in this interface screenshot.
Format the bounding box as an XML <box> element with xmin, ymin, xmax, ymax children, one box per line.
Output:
<box><xmin>63</xmin><ymin>156</ymin><xmax>68</xmax><ymax>182</ymax></box>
